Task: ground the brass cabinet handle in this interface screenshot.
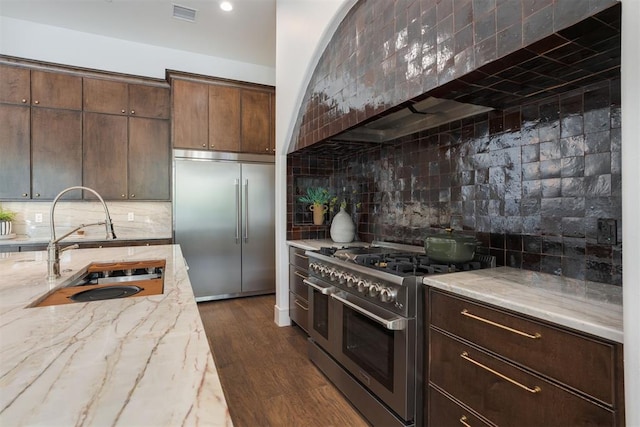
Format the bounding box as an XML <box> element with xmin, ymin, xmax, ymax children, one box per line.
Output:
<box><xmin>130</xmin><ymin>194</ymin><xmax>135</xmax><ymax>198</ymax></box>
<box><xmin>461</xmin><ymin>351</ymin><xmax>541</xmax><ymax>394</ymax></box>
<box><xmin>294</xmin><ymin>271</ymin><xmax>307</xmax><ymax>280</ymax></box>
<box><xmin>121</xmin><ymin>194</ymin><xmax>126</xmax><ymax>198</ymax></box>
<box><xmin>34</xmin><ymin>100</ymin><xmax>39</xmax><ymax>104</ymax></box>
<box><xmin>459</xmin><ymin>415</ymin><xmax>471</xmax><ymax>427</ymax></box>
<box><xmin>202</xmin><ymin>143</ymin><xmax>206</xmax><ymax>147</ymax></box>
<box><xmin>294</xmin><ymin>299</ymin><xmax>308</xmax><ymax>311</ymax></box>
<box><xmin>22</xmin><ymin>99</ymin><xmax>27</xmax><ymax>103</ymax></box>
<box><xmin>294</xmin><ymin>253</ymin><xmax>308</xmax><ymax>260</ymax></box>
<box><xmin>22</xmin><ymin>193</ymin><xmax>28</xmax><ymax>197</ymax></box>
<box><xmin>130</xmin><ymin>110</ymin><xmax>135</xmax><ymax>114</ymax></box>
<box><xmin>121</xmin><ymin>109</ymin><xmax>126</xmax><ymax>114</ymax></box>
<box><xmin>461</xmin><ymin>309</ymin><xmax>541</xmax><ymax>339</ymax></box>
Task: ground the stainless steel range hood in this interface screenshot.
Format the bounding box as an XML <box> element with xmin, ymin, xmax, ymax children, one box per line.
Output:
<box><xmin>331</xmin><ymin>97</ymin><xmax>494</xmax><ymax>143</ymax></box>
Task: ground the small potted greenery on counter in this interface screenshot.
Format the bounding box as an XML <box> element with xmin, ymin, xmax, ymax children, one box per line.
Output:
<box><xmin>0</xmin><ymin>205</ymin><xmax>17</xmax><ymax>237</ymax></box>
<box><xmin>299</xmin><ymin>187</ymin><xmax>332</xmax><ymax>225</ymax></box>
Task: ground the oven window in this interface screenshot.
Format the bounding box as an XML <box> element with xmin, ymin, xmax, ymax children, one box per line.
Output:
<box><xmin>343</xmin><ymin>307</ymin><xmax>394</xmax><ymax>391</ymax></box>
<box><xmin>312</xmin><ymin>291</ymin><xmax>329</xmax><ymax>339</ymax></box>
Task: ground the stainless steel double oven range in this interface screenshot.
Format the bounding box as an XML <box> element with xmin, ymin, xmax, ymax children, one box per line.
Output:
<box><xmin>303</xmin><ymin>241</ymin><xmax>495</xmax><ymax>427</ymax></box>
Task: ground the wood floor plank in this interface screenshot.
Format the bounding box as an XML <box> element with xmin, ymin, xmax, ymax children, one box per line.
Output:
<box><xmin>198</xmin><ymin>295</ymin><xmax>369</xmax><ymax>427</ymax></box>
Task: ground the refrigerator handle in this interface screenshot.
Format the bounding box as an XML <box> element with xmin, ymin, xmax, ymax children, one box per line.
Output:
<box><xmin>235</xmin><ymin>179</ymin><xmax>240</xmax><ymax>243</ymax></box>
<box><xmin>244</xmin><ymin>179</ymin><xmax>249</xmax><ymax>242</ymax></box>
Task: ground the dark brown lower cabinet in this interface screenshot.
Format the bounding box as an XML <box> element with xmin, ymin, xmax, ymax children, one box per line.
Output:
<box><xmin>425</xmin><ymin>289</ymin><xmax>624</xmax><ymax>427</ymax></box>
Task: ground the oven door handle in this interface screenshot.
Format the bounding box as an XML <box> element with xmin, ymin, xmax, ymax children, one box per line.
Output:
<box><xmin>303</xmin><ymin>279</ymin><xmax>335</xmax><ymax>295</ymax></box>
<box><xmin>331</xmin><ymin>293</ymin><xmax>407</xmax><ymax>331</ymax></box>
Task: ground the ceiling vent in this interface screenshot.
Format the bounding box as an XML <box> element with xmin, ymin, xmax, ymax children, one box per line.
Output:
<box><xmin>172</xmin><ymin>4</ymin><xmax>197</xmax><ymax>22</ymax></box>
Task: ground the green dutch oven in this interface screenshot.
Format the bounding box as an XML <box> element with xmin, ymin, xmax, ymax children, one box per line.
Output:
<box><xmin>424</xmin><ymin>229</ymin><xmax>479</xmax><ymax>263</ymax></box>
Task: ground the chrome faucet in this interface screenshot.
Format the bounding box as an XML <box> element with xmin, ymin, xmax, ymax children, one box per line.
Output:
<box><xmin>47</xmin><ymin>186</ymin><xmax>117</xmax><ymax>280</ymax></box>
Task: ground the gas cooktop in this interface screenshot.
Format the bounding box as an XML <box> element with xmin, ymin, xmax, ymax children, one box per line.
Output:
<box><xmin>316</xmin><ymin>242</ymin><xmax>495</xmax><ymax>277</ymax></box>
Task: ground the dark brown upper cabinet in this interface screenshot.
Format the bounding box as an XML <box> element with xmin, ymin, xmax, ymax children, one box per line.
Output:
<box><xmin>31</xmin><ymin>70</ymin><xmax>82</xmax><ymax>110</ymax></box>
<box><xmin>84</xmin><ymin>77</ymin><xmax>170</xmax><ymax>120</ymax></box>
<box><xmin>170</xmin><ymin>72</ymin><xmax>275</xmax><ymax>155</ymax></box>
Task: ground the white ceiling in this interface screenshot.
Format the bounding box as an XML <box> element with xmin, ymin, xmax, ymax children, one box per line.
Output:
<box><xmin>0</xmin><ymin>0</ymin><xmax>276</xmax><ymax>68</ymax></box>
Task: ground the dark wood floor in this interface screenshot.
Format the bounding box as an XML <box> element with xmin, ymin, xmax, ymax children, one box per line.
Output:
<box><xmin>198</xmin><ymin>294</ymin><xmax>370</xmax><ymax>427</ymax></box>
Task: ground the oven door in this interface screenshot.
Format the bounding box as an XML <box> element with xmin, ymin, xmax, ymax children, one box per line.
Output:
<box><xmin>332</xmin><ymin>291</ymin><xmax>415</xmax><ymax>422</ymax></box>
<box><xmin>304</xmin><ymin>277</ymin><xmax>335</xmax><ymax>353</ymax></box>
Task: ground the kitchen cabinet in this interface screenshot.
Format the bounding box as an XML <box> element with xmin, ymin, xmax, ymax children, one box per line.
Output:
<box><xmin>172</xmin><ymin>79</ymin><xmax>209</xmax><ymax>150</ymax></box>
<box><xmin>241</xmin><ymin>89</ymin><xmax>271</xmax><ymax>154</ymax></box>
<box><xmin>288</xmin><ymin>246</ymin><xmax>309</xmax><ymax>333</ymax></box>
<box><xmin>30</xmin><ymin>69</ymin><xmax>82</xmax><ymax>110</ymax></box>
<box><xmin>208</xmin><ymin>84</ymin><xmax>240</xmax><ymax>152</ymax></box>
<box><xmin>0</xmin><ymin>63</ymin><xmax>83</xmax><ymax>200</ymax></box>
<box><xmin>170</xmin><ymin>73</ymin><xmax>275</xmax><ymax>155</ymax></box>
<box><xmin>0</xmin><ymin>58</ymin><xmax>170</xmax><ymax>202</ymax></box>
<box><xmin>83</xmin><ymin>77</ymin><xmax>170</xmax><ymax>119</ymax></box>
<box><xmin>425</xmin><ymin>289</ymin><xmax>625</xmax><ymax>426</ymax></box>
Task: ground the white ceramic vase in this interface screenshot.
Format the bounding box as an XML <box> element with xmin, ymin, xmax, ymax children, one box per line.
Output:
<box><xmin>330</xmin><ymin>207</ymin><xmax>355</xmax><ymax>243</ymax></box>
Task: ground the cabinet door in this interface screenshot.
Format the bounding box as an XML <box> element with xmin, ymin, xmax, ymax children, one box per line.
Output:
<box><xmin>31</xmin><ymin>70</ymin><xmax>82</xmax><ymax>110</ymax></box>
<box><xmin>172</xmin><ymin>79</ymin><xmax>208</xmax><ymax>149</ymax></box>
<box><xmin>129</xmin><ymin>84</ymin><xmax>170</xmax><ymax>119</ymax></box>
<box><xmin>0</xmin><ymin>104</ymin><xmax>30</xmax><ymax>199</ymax></box>
<box><xmin>241</xmin><ymin>89</ymin><xmax>271</xmax><ymax>154</ymax></box>
<box><xmin>83</xmin><ymin>78</ymin><xmax>128</xmax><ymax>115</ymax></box>
<box><xmin>270</xmin><ymin>92</ymin><xmax>276</xmax><ymax>154</ymax></box>
<box><xmin>83</xmin><ymin>113</ymin><xmax>128</xmax><ymax>200</ymax></box>
<box><xmin>241</xmin><ymin>163</ymin><xmax>275</xmax><ymax>293</ymax></box>
<box><xmin>209</xmin><ymin>85</ymin><xmax>240</xmax><ymax>152</ymax></box>
<box><xmin>129</xmin><ymin>117</ymin><xmax>170</xmax><ymax>200</ymax></box>
<box><xmin>32</xmin><ymin>108</ymin><xmax>82</xmax><ymax>199</ymax></box>
<box><xmin>0</xmin><ymin>64</ymin><xmax>30</xmax><ymax>105</ymax></box>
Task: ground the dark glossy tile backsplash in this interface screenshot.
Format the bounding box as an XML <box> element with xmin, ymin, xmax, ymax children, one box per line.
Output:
<box><xmin>288</xmin><ymin>79</ymin><xmax>622</xmax><ymax>285</ymax></box>
<box><xmin>289</xmin><ymin>0</ymin><xmax>619</xmax><ymax>152</ymax></box>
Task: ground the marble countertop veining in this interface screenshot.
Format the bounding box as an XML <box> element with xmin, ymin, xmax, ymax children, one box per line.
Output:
<box><xmin>423</xmin><ymin>266</ymin><xmax>623</xmax><ymax>343</ymax></box>
<box><xmin>0</xmin><ymin>245</ymin><xmax>232</xmax><ymax>426</ymax></box>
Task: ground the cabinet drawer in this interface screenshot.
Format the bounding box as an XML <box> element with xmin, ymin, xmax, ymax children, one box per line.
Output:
<box><xmin>428</xmin><ymin>386</ymin><xmax>492</xmax><ymax>427</ymax></box>
<box><xmin>430</xmin><ymin>290</ymin><xmax>615</xmax><ymax>405</ymax></box>
<box><xmin>289</xmin><ymin>264</ymin><xmax>308</xmax><ymax>297</ymax></box>
<box><xmin>289</xmin><ymin>246</ymin><xmax>309</xmax><ymax>269</ymax></box>
<box><xmin>430</xmin><ymin>328</ymin><xmax>614</xmax><ymax>427</ymax></box>
<box><xmin>289</xmin><ymin>291</ymin><xmax>309</xmax><ymax>333</ymax></box>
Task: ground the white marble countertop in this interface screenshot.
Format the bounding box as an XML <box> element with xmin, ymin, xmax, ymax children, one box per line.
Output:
<box><xmin>0</xmin><ymin>234</ymin><xmax>172</xmax><ymax>246</ymax></box>
<box><xmin>423</xmin><ymin>266</ymin><xmax>623</xmax><ymax>343</ymax></box>
<box><xmin>286</xmin><ymin>239</ymin><xmax>369</xmax><ymax>251</ymax></box>
<box><xmin>0</xmin><ymin>245</ymin><xmax>232</xmax><ymax>426</ymax></box>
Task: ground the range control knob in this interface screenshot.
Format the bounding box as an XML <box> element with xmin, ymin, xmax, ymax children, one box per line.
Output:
<box><xmin>309</xmin><ymin>262</ymin><xmax>318</xmax><ymax>273</ymax></box>
<box><xmin>329</xmin><ymin>269</ymin><xmax>339</xmax><ymax>281</ymax></box>
<box><xmin>368</xmin><ymin>283</ymin><xmax>382</xmax><ymax>297</ymax></box>
<box><xmin>357</xmin><ymin>279</ymin><xmax>370</xmax><ymax>293</ymax></box>
<box><xmin>346</xmin><ymin>275</ymin><xmax>357</xmax><ymax>288</ymax></box>
<box><xmin>337</xmin><ymin>272</ymin><xmax>347</xmax><ymax>284</ymax></box>
<box><xmin>380</xmin><ymin>287</ymin><xmax>397</xmax><ymax>303</ymax></box>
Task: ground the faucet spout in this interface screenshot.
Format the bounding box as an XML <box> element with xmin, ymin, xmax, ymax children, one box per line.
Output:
<box><xmin>48</xmin><ymin>186</ymin><xmax>116</xmax><ymax>280</ymax></box>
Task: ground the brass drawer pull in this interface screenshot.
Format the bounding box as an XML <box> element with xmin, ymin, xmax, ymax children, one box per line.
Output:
<box><xmin>294</xmin><ymin>253</ymin><xmax>308</xmax><ymax>260</ymax></box>
<box><xmin>461</xmin><ymin>351</ymin><xmax>542</xmax><ymax>394</ymax></box>
<box><xmin>459</xmin><ymin>415</ymin><xmax>471</xmax><ymax>427</ymax></box>
<box><xmin>461</xmin><ymin>309</ymin><xmax>541</xmax><ymax>339</ymax></box>
<box><xmin>294</xmin><ymin>299</ymin><xmax>308</xmax><ymax>311</ymax></box>
<box><xmin>294</xmin><ymin>271</ymin><xmax>307</xmax><ymax>280</ymax></box>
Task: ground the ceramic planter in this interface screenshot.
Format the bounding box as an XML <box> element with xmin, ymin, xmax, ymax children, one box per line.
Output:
<box><xmin>330</xmin><ymin>207</ymin><xmax>355</xmax><ymax>243</ymax></box>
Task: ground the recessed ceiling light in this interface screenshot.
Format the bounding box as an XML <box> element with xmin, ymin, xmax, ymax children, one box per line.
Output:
<box><xmin>220</xmin><ymin>1</ymin><xmax>233</xmax><ymax>12</ymax></box>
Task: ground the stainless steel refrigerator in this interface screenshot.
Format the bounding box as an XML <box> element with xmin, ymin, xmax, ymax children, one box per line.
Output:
<box><xmin>173</xmin><ymin>150</ymin><xmax>275</xmax><ymax>301</ymax></box>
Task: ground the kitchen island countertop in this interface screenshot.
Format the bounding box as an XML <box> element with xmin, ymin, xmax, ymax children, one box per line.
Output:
<box><xmin>423</xmin><ymin>266</ymin><xmax>623</xmax><ymax>343</ymax></box>
<box><xmin>0</xmin><ymin>244</ymin><xmax>232</xmax><ymax>426</ymax></box>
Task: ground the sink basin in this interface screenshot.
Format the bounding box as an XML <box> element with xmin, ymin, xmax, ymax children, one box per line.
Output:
<box><xmin>30</xmin><ymin>259</ymin><xmax>166</xmax><ymax>307</ymax></box>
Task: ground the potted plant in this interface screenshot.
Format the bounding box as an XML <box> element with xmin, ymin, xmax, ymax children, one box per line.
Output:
<box><xmin>0</xmin><ymin>205</ymin><xmax>17</xmax><ymax>237</ymax></box>
<box><xmin>299</xmin><ymin>187</ymin><xmax>332</xmax><ymax>225</ymax></box>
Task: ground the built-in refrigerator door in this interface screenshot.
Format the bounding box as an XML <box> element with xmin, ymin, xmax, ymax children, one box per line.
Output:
<box><xmin>241</xmin><ymin>163</ymin><xmax>275</xmax><ymax>293</ymax></box>
<box><xmin>175</xmin><ymin>159</ymin><xmax>242</xmax><ymax>300</ymax></box>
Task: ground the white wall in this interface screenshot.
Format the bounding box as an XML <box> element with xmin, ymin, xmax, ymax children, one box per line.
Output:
<box><xmin>273</xmin><ymin>0</ymin><xmax>355</xmax><ymax>325</ymax></box>
<box><xmin>621</xmin><ymin>1</ymin><xmax>639</xmax><ymax>424</ymax></box>
<box><xmin>0</xmin><ymin>16</ymin><xmax>275</xmax><ymax>85</ymax></box>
